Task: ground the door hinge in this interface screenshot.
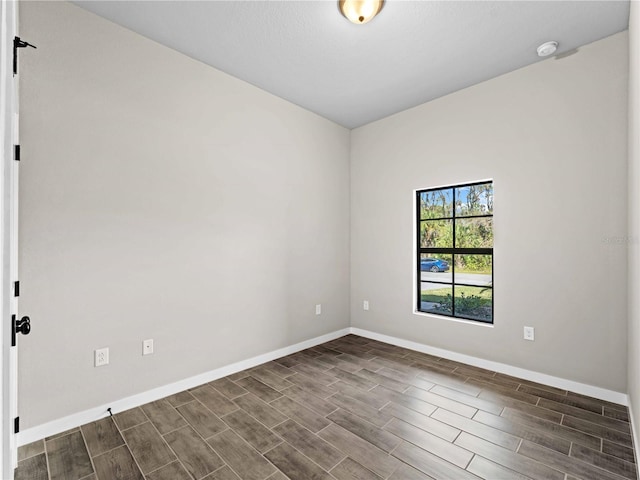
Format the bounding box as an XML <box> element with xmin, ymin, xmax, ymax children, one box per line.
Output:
<box><xmin>14</xmin><ymin>145</ymin><xmax>20</xmax><ymax>161</ymax></box>
<box><xmin>11</xmin><ymin>315</ymin><xmax>16</xmax><ymax>347</ymax></box>
<box><xmin>13</xmin><ymin>37</ymin><xmax>37</xmax><ymax>75</ymax></box>
<box><xmin>13</xmin><ymin>281</ymin><xmax>19</xmax><ymax>297</ymax></box>
<box><xmin>14</xmin><ymin>417</ymin><xmax>19</xmax><ymax>434</ymax></box>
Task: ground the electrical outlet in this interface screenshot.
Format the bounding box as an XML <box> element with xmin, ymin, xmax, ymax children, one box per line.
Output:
<box><xmin>95</xmin><ymin>347</ymin><xmax>109</xmax><ymax>367</ymax></box>
<box><xmin>315</xmin><ymin>304</ymin><xmax>322</xmax><ymax>315</ymax></box>
<box><xmin>143</xmin><ymin>339</ymin><xmax>154</xmax><ymax>355</ymax></box>
<box><xmin>524</xmin><ymin>326</ymin><xmax>535</xmax><ymax>341</ymax></box>
<box><xmin>363</xmin><ymin>300</ymin><xmax>369</xmax><ymax>311</ymax></box>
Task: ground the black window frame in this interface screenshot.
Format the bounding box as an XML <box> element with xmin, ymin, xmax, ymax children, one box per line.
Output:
<box><xmin>416</xmin><ymin>180</ymin><xmax>494</xmax><ymax>323</ymax></box>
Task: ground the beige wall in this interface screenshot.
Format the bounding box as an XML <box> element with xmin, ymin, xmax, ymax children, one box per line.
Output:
<box><xmin>628</xmin><ymin>0</ymin><xmax>640</xmax><ymax>461</ymax></box>
<box><xmin>351</xmin><ymin>32</ymin><xmax>629</xmax><ymax>393</ymax></box>
<box><xmin>18</xmin><ymin>2</ymin><xmax>350</xmax><ymax>428</ymax></box>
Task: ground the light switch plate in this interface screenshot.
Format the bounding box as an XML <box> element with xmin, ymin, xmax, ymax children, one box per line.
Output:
<box><xmin>143</xmin><ymin>339</ymin><xmax>154</xmax><ymax>355</ymax></box>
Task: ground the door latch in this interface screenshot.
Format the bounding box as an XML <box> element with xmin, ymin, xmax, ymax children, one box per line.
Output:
<box><xmin>11</xmin><ymin>315</ymin><xmax>31</xmax><ymax>346</ymax></box>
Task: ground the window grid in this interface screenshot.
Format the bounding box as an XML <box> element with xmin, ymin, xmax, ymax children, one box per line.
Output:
<box><xmin>416</xmin><ymin>181</ymin><xmax>493</xmax><ymax>323</ymax></box>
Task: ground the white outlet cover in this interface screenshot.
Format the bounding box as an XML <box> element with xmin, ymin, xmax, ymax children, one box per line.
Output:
<box><xmin>95</xmin><ymin>347</ymin><xmax>109</xmax><ymax>367</ymax></box>
<box><xmin>363</xmin><ymin>300</ymin><xmax>369</xmax><ymax>311</ymax></box>
<box><xmin>315</xmin><ymin>304</ymin><xmax>322</xmax><ymax>315</ymax></box>
<box><xmin>524</xmin><ymin>326</ymin><xmax>535</xmax><ymax>341</ymax></box>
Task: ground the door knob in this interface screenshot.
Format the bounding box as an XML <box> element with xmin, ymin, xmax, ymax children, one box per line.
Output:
<box><xmin>16</xmin><ymin>316</ymin><xmax>31</xmax><ymax>336</ymax></box>
<box><xmin>12</xmin><ymin>315</ymin><xmax>31</xmax><ymax>346</ymax></box>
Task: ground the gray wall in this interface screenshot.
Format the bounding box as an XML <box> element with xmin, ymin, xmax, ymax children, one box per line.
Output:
<box><xmin>350</xmin><ymin>32</ymin><xmax>629</xmax><ymax>393</ymax></box>
<box><xmin>628</xmin><ymin>0</ymin><xmax>640</xmax><ymax>460</ymax></box>
<box><xmin>18</xmin><ymin>0</ymin><xmax>633</xmax><ymax>433</ymax></box>
<box><xmin>18</xmin><ymin>2</ymin><xmax>350</xmax><ymax>428</ymax></box>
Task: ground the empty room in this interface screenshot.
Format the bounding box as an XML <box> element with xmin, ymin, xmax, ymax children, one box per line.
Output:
<box><xmin>1</xmin><ymin>0</ymin><xmax>639</xmax><ymax>479</ymax></box>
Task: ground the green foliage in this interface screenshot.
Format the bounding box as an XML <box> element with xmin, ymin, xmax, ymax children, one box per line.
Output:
<box><xmin>454</xmin><ymin>292</ymin><xmax>486</xmax><ymax>314</ymax></box>
<box><xmin>420</xmin><ymin>182</ymin><xmax>493</xmax><ymax>273</ymax></box>
<box><xmin>421</xmin><ymin>287</ymin><xmax>492</xmax><ymax>322</ymax></box>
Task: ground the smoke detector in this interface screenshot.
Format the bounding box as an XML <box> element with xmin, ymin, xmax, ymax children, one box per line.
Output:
<box><xmin>537</xmin><ymin>41</ymin><xmax>558</xmax><ymax>57</ymax></box>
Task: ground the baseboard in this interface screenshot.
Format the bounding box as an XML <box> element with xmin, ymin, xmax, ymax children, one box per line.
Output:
<box><xmin>350</xmin><ymin>327</ymin><xmax>628</xmax><ymax>406</ymax></box>
<box><xmin>17</xmin><ymin>328</ymin><xmax>350</xmax><ymax>446</ymax></box>
<box><xmin>19</xmin><ymin>325</ymin><xmax>629</xmax><ymax>446</ymax></box>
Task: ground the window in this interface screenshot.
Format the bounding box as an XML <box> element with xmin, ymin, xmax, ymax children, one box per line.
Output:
<box><xmin>416</xmin><ymin>181</ymin><xmax>493</xmax><ymax>323</ymax></box>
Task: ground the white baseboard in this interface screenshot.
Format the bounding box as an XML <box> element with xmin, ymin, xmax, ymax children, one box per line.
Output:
<box><xmin>350</xmin><ymin>327</ymin><xmax>628</xmax><ymax>406</ymax></box>
<box><xmin>19</xmin><ymin>325</ymin><xmax>629</xmax><ymax>446</ymax></box>
<box><xmin>17</xmin><ymin>328</ymin><xmax>350</xmax><ymax>446</ymax></box>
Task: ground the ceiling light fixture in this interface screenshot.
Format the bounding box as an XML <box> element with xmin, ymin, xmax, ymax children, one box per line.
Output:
<box><xmin>537</xmin><ymin>41</ymin><xmax>558</xmax><ymax>57</ymax></box>
<box><xmin>339</xmin><ymin>0</ymin><xmax>384</xmax><ymax>24</ymax></box>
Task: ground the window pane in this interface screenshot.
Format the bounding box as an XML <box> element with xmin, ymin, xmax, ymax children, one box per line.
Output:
<box><xmin>420</xmin><ymin>282</ymin><xmax>452</xmax><ymax>315</ymax></box>
<box><xmin>420</xmin><ymin>219</ymin><xmax>453</xmax><ymax>248</ymax></box>
<box><xmin>455</xmin><ymin>217</ymin><xmax>493</xmax><ymax>248</ymax></box>
<box><xmin>454</xmin><ymin>255</ymin><xmax>492</xmax><ymax>287</ymax></box>
<box><xmin>454</xmin><ymin>285</ymin><xmax>492</xmax><ymax>322</ymax></box>
<box><xmin>420</xmin><ymin>189</ymin><xmax>453</xmax><ymax>219</ymax></box>
<box><xmin>455</xmin><ymin>183</ymin><xmax>493</xmax><ymax>216</ymax></box>
<box><xmin>420</xmin><ymin>253</ymin><xmax>452</xmax><ymax>283</ymax></box>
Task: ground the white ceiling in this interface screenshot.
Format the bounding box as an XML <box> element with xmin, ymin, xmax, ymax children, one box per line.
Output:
<box><xmin>74</xmin><ymin>1</ymin><xmax>630</xmax><ymax>128</ymax></box>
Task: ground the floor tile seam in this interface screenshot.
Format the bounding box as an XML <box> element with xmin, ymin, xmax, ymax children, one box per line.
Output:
<box><xmin>143</xmin><ymin>459</ymin><xmax>181</xmax><ymax>478</ymax></box>
<box><xmin>559</xmin><ymin>414</ymin><xmax>633</xmax><ymax>445</ymax></box>
<box><xmin>262</xmin><ymin>431</ymin><xmax>347</xmax><ymax>474</ymax></box>
<box><xmin>524</xmin><ymin>387</ymin><xmax>621</xmax><ymax>414</ymax></box>
<box><xmin>603</xmin><ymin>410</ymin><xmax>632</xmax><ymax>423</ymax></box>
<box><xmin>389</xmin><ymin>436</ymin><xmax>468</xmax><ymax>476</ymax></box>
<box><xmin>518</xmin><ymin>437</ymin><xmax>635</xmax><ymax>480</ymax></box>
<box><xmin>266</xmin><ymin>391</ymin><xmax>335</xmax><ymax>427</ymax></box>
<box><xmin>43</xmin><ymin>432</ymin><xmax>52</xmax><ymax>480</ymax></box>
<box><xmin>233</xmin><ymin>378</ymin><xmax>282</xmax><ymax>401</ymax></box>
<box><xmin>190</xmin><ymin>384</ymin><xmax>245</xmax><ymax>414</ymax></box>
<box><xmin>218</xmin><ymin>407</ymin><xmax>286</xmax><ymax>451</ymax></box>
<box><xmin>405</xmin><ymin>387</ymin><xmax>480</xmax><ymax>417</ymax></box>
<box><xmin>177</xmin><ymin>396</ymin><xmax>237</xmax><ymax>431</ymax></box>
<box><xmin>326</xmin><ymin>456</ymin><xmax>381</xmax><ymax>480</ymax></box>
<box><xmin>117</xmin><ymin>427</ymin><xmax>151</xmax><ymax>479</ymax></box>
<box><xmin>318</xmin><ymin>424</ymin><xmax>403</xmax><ymax>475</ymax></box>
<box><xmin>207</xmin><ymin>421</ymin><xmax>282</xmax><ymax>480</ymax></box>
<box><xmin>125</xmin><ymin>410</ymin><xmax>202</xmax><ymax>477</ymax></box>
<box><xmin>88</xmin><ymin>441</ymin><xmax>130</xmax><ymax>462</ymax></box>
<box><xmin>334</xmin><ymin>409</ymin><xmax>405</xmax><ymax>451</ymax></box>
<box><xmin>167</xmin><ymin>397</ymin><xmax>198</xmax><ymax>409</ymax></box>
<box><xmin>147</xmin><ymin>411</ymin><xmax>208</xmax><ymax>480</ymax></box>
<box><xmin>118</xmin><ymin>419</ymin><xmax>153</xmax><ymax>438</ymax></box>
<box><xmin>543</xmin><ymin>407</ymin><xmax>634</xmax><ymax>434</ymax></box>
<box><xmin>434</xmin><ymin>405</ymin><xmax>526</xmax><ymax>448</ymax></box>
<box><xmin>500</xmin><ymin>409</ymin><xmax>606</xmax><ymax>447</ymax></box>
<box><xmin>457</xmin><ymin>432</ymin><xmax>565</xmax><ymax>479</ymax></box>
<box><xmin>206</xmin><ymin>463</ymin><xmax>249</xmax><ymax>480</ymax></box>
<box><xmin>156</xmin><ymin>422</ymin><xmax>191</xmax><ymax>438</ymax></box>
<box><xmin>537</xmin><ymin>398</ymin><xmax>632</xmax><ymax>428</ymax></box>
<box><xmin>44</xmin><ymin>428</ymin><xmax>80</xmax><ymax>444</ymax></box>
<box><xmin>78</xmin><ymin>422</ymin><xmax>99</xmax><ymax>479</ymax></box>
<box><xmin>17</xmin><ymin>441</ymin><xmax>44</xmax><ymax>463</ymax></box>
<box><xmin>567</xmin><ymin>441</ymin><xmax>639</xmax><ymax>472</ymax></box>
<box><xmin>387</xmin><ymin>420</ymin><xmax>475</xmax><ymax>466</ymax></box>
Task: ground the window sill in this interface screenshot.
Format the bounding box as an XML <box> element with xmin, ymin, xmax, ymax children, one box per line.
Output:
<box><xmin>412</xmin><ymin>310</ymin><xmax>495</xmax><ymax>328</ymax></box>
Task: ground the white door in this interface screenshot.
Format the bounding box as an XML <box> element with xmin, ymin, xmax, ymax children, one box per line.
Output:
<box><xmin>1</xmin><ymin>1</ymin><xmax>24</xmax><ymax>477</ymax></box>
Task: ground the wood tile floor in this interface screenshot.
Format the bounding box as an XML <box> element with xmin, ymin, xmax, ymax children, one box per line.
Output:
<box><xmin>16</xmin><ymin>334</ymin><xmax>638</xmax><ymax>480</ymax></box>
